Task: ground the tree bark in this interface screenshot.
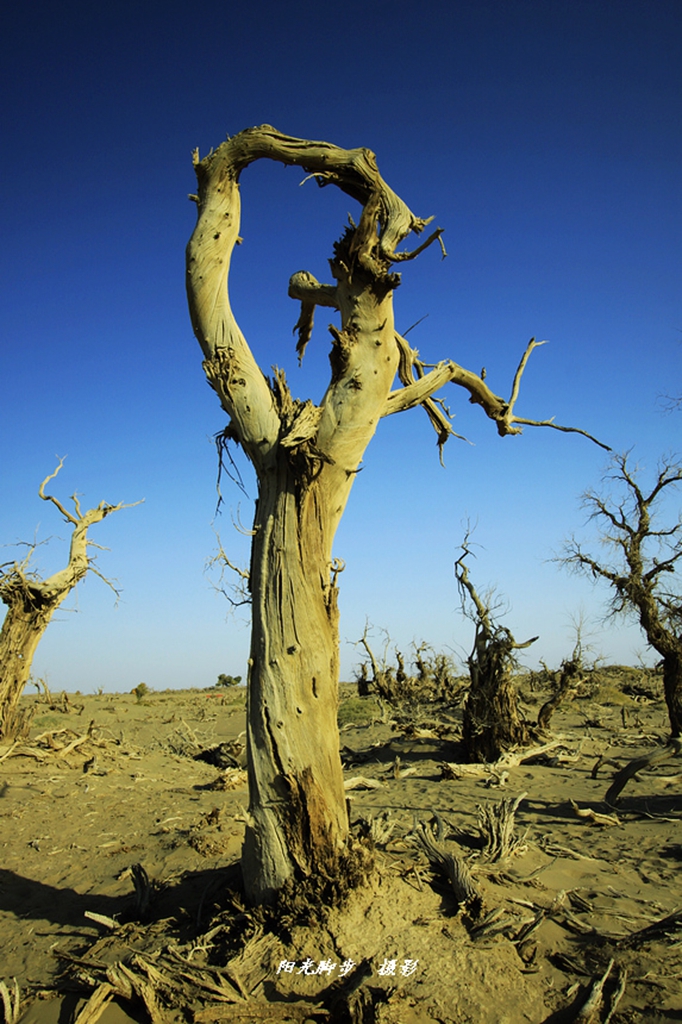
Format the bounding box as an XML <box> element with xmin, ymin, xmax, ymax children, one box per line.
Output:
<box><xmin>463</xmin><ymin>668</ymin><xmax>529</xmax><ymax>764</ymax></box>
<box><xmin>242</xmin><ymin>466</ymin><xmax>349</xmax><ymax>900</ymax></box>
<box><xmin>0</xmin><ymin>596</ymin><xmax>55</xmax><ymax>739</ymax></box>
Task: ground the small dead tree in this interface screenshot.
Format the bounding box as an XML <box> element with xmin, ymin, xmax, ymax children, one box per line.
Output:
<box><xmin>455</xmin><ymin>545</ymin><xmax>538</xmax><ymax>762</ymax></box>
<box><xmin>535</xmin><ymin>640</ymin><xmax>585</xmax><ymax>733</ymax></box>
<box><xmin>354</xmin><ymin>623</ymin><xmax>403</xmax><ymax>702</ymax></box>
<box><xmin>0</xmin><ymin>460</ymin><xmax>136</xmax><ymax>740</ymax></box>
<box><xmin>186</xmin><ymin>125</ymin><xmax>604</xmax><ymax>903</ymax></box>
<box><xmin>355</xmin><ymin>629</ymin><xmax>461</xmax><ymax>706</ymax></box>
<box><xmin>562</xmin><ymin>452</ymin><xmax>682</xmax><ymax>737</ymax></box>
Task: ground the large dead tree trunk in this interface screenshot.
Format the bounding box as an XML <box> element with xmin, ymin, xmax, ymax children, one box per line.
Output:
<box><xmin>0</xmin><ymin>461</ymin><xmax>134</xmax><ymax>740</ymax></box>
<box><xmin>186</xmin><ymin>125</ymin><xmax>603</xmax><ymax>903</ymax></box>
<box><xmin>241</xmin><ymin>460</ymin><xmax>349</xmax><ymax>900</ymax></box>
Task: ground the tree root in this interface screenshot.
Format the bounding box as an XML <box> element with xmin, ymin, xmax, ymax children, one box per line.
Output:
<box><xmin>0</xmin><ymin>979</ymin><xmax>21</xmax><ymax>1024</ymax></box>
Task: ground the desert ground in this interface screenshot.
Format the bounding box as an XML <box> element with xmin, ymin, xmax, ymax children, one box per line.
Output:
<box><xmin>1</xmin><ymin>668</ymin><xmax>681</xmax><ymax>1024</ymax></box>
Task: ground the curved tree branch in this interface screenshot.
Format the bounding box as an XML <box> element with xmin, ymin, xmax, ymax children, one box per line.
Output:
<box><xmin>384</xmin><ymin>335</ymin><xmax>611</xmax><ymax>454</ymax></box>
<box><xmin>39</xmin><ymin>459</ymin><xmax>79</xmax><ymax>525</ymax></box>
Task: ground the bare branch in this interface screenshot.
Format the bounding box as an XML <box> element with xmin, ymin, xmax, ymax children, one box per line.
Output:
<box><xmin>384</xmin><ymin>334</ymin><xmax>610</xmax><ymax>454</ymax></box>
<box><xmin>86</xmin><ymin>564</ymin><xmax>122</xmax><ymax>602</ymax></box>
<box><xmin>354</xmin><ymin>621</ymin><xmax>383</xmax><ymax>684</ymax></box>
<box><xmin>509</xmin><ymin>417</ymin><xmax>611</xmax><ymax>450</ymax></box>
<box><xmin>206</xmin><ymin>532</ymin><xmax>251</xmax><ymax>609</ymax></box>
<box><xmin>39</xmin><ymin>459</ymin><xmax>79</xmax><ymax>525</ymax></box>
<box><xmin>506</xmin><ymin>339</ymin><xmax>546</xmax><ymax>418</ymax></box>
<box><xmin>389</xmin><ymin>226</ymin><xmax>445</xmax><ymax>263</ymax></box>
<box><xmin>454</xmin><ymin>544</ymin><xmax>490</xmax><ymax>628</ymax></box>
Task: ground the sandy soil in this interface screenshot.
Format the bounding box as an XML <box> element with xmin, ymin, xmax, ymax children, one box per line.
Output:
<box><xmin>1</xmin><ymin>673</ymin><xmax>681</xmax><ymax>1023</ymax></box>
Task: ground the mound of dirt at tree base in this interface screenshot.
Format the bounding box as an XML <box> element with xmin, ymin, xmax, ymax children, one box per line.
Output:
<box><xmin>12</xmin><ymin>870</ymin><xmax>551</xmax><ymax>1024</ymax></box>
<box><xmin>2</xmin><ymin>680</ymin><xmax>682</xmax><ymax>1023</ymax></box>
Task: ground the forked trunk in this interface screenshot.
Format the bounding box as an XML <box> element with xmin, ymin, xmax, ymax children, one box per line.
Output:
<box><xmin>242</xmin><ymin>463</ymin><xmax>348</xmax><ymax>902</ymax></box>
<box><xmin>186</xmin><ymin>127</ymin><xmax>566</xmax><ymax>903</ymax></box>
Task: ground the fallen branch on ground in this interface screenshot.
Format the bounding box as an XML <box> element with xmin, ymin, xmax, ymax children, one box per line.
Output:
<box><xmin>409</xmin><ymin>820</ymin><xmax>481</xmax><ymax>911</ymax></box>
<box><xmin>605</xmin><ymin>738</ymin><xmax>681</xmax><ymax>806</ymax></box>
<box><xmin>569</xmin><ymin>800</ymin><xmax>622</xmax><ymax>827</ymax></box>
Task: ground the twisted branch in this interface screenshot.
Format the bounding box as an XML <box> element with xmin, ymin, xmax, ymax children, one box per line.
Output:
<box><xmin>384</xmin><ymin>336</ymin><xmax>611</xmax><ymax>454</ymax></box>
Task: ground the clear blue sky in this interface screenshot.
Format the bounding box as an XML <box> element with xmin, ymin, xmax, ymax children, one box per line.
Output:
<box><xmin>1</xmin><ymin>0</ymin><xmax>680</xmax><ymax>692</ymax></box>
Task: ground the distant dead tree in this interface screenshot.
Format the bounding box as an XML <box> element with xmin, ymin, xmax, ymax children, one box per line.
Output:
<box><xmin>185</xmin><ymin>124</ymin><xmax>605</xmax><ymax>904</ymax></box>
<box><xmin>562</xmin><ymin>452</ymin><xmax>682</xmax><ymax>737</ymax></box>
<box><xmin>0</xmin><ymin>460</ymin><xmax>137</xmax><ymax>741</ymax></box>
<box><xmin>535</xmin><ymin>641</ymin><xmax>586</xmax><ymax>734</ymax></box>
<box><xmin>354</xmin><ymin>624</ymin><xmax>460</xmax><ymax>706</ymax></box>
<box><xmin>455</xmin><ymin>542</ymin><xmax>538</xmax><ymax>762</ymax></box>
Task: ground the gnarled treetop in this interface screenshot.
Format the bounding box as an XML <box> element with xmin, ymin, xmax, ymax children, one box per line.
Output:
<box><xmin>191</xmin><ymin>124</ymin><xmax>439</xmax><ymax>263</ymax></box>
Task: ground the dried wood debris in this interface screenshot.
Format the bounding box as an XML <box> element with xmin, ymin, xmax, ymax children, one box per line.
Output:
<box><xmin>569</xmin><ymin>800</ymin><xmax>622</xmax><ymax>827</ymax></box>
<box><xmin>605</xmin><ymin>738</ymin><xmax>682</xmax><ymax>806</ymax></box>
<box><xmin>0</xmin><ymin>979</ymin><xmax>21</xmax><ymax>1024</ymax></box>
<box><xmin>449</xmin><ymin>794</ymin><xmax>527</xmax><ymax>863</ymax></box>
<box><xmin>409</xmin><ymin>819</ymin><xmax>481</xmax><ymax>911</ymax></box>
<box><xmin>0</xmin><ymin>720</ymin><xmax>130</xmax><ymax>768</ymax></box>
<box><xmin>343</xmin><ymin>775</ymin><xmax>384</xmax><ymax>790</ymax></box>
<box><xmin>439</xmin><ymin>738</ymin><xmax>572</xmax><ymax>782</ymax></box>
<box><xmin>476</xmin><ymin>792</ymin><xmax>528</xmax><ymax>861</ymax></box>
<box><xmin>566</xmin><ymin>958</ymin><xmax>628</xmax><ymax>1024</ymax></box>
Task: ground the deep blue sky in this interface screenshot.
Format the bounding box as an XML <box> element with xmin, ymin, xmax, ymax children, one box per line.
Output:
<box><xmin>1</xmin><ymin>0</ymin><xmax>680</xmax><ymax>691</ymax></box>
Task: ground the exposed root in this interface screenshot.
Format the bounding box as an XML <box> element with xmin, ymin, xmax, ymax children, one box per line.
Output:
<box><xmin>256</xmin><ymin>833</ymin><xmax>376</xmax><ymax>940</ymax></box>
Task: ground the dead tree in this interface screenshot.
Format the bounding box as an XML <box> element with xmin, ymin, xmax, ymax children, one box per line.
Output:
<box><xmin>185</xmin><ymin>124</ymin><xmax>604</xmax><ymax>904</ymax></box>
<box><xmin>0</xmin><ymin>460</ymin><xmax>136</xmax><ymax>740</ymax></box>
<box><xmin>455</xmin><ymin>546</ymin><xmax>538</xmax><ymax>762</ymax></box>
<box><xmin>562</xmin><ymin>452</ymin><xmax>682</xmax><ymax>736</ymax></box>
<box><xmin>536</xmin><ymin>641</ymin><xmax>585</xmax><ymax>733</ymax></box>
<box><xmin>354</xmin><ymin>624</ymin><xmax>403</xmax><ymax>702</ymax></box>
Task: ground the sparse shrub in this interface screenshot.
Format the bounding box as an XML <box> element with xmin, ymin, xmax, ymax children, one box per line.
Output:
<box><xmin>131</xmin><ymin>682</ymin><xmax>150</xmax><ymax>702</ymax></box>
